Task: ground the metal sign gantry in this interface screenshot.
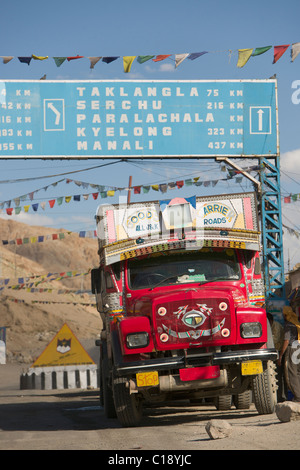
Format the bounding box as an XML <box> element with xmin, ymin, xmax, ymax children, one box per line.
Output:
<box><xmin>260</xmin><ymin>155</ymin><xmax>285</xmax><ymax>301</ymax></box>
<box><xmin>219</xmin><ymin>155</ymin><xmax>285</xmax><ymax>302</ymax></box>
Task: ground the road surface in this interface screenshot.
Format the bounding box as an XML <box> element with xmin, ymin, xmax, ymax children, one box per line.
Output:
<box><xmin>1</xmin><ymin>363</ymin><xmax>300</xmax><ymax>453</ymax></box>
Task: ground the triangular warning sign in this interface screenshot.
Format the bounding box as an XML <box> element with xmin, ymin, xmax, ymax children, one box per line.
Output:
<box><xmin>31</xmin><ymin>323</ymin><xmax>95</xmax><ymax>368</ymax></box>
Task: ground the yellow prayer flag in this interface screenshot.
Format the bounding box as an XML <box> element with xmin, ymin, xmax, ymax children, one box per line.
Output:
<box><xmin>123</xmin><ymin>56</ymin><xmax>136</xmax><ymax>73</ymax></box>
<box><xmin>24</xmin><ymin>205</ymin><xmax>30</xmax><ymax>212</ymax></box>
<box><xmin>107</xmin><ymin>190</ymin><xmax>115</xmax><ymax>197</ymax></box>
<box><xmin>65</xmin><ymin>196</ymin><xmax>72</xmax><ymax>203</ymax></box>
<box><xmin>237</xmin><ymin>48</ymin><xmax>253</xmax><ymax>68</ymax></box>
<box><xmin>30</xmin><ymin>237</ymin><xmax>37</xmax><ymax>244</ymax></box>
<box><xmin>32</xmin><ymin>54</ymin><xmax>49</xmax><ymax>61</ymax></box>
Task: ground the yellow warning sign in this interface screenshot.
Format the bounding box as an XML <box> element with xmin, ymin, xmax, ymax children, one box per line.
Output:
<box><xmin>31</xmin><ymin>323</ymin><xmax>95</xmax><ymax>368</ymax></box>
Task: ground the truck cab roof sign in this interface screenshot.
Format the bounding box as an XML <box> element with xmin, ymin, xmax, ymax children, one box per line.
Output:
<box><xmin>96</xmin><ymin>192</ymin><xmax>260</xmax><ymax>265</ymax></box>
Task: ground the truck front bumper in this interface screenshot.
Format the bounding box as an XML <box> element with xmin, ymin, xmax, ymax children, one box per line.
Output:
<box><xmin>113</xmin><ymin>344</ymin><xmax>278</xmax><ymax>376</ymax></box>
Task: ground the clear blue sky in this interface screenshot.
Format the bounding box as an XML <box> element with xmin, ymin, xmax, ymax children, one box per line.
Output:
<box><xmin>1</xmin><ymin>0</ymin><xmax>300</xmax><ymax>270</ymax></box>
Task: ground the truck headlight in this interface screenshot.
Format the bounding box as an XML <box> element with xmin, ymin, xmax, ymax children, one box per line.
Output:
<box><xmin>126</xmin><ymin>332</ymin><xmax>149</xmax><ymax>349</ymax></box>
<box><xmin>240</xmin><ymin>322</ymin><xmax>262</xmax><ymax>338</ymax></box>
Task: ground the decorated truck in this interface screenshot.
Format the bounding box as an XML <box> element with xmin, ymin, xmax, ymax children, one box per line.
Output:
<box><xmin>91</xmin><ymin>192</ymin><xmax>278</xmax><ymax>427</ymax></box>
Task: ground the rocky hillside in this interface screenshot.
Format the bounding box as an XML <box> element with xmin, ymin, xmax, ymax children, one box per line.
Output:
<box><xmin>0</xmin><ymin>218</ymin><xmax>102</xmax><ymax>364</ymax></box>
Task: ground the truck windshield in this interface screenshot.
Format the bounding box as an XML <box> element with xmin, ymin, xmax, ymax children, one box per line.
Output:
<box><xmin>128</xmin><ymin>250</ymin><xmax>241</xmax><ymax>290</ymax></box>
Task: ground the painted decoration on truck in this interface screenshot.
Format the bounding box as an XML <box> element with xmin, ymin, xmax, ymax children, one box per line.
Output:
<box><xmin>195</xmin><ymin>194</ymin><xmax>256</xmax><ymax>231</ymax></box>
<box><xmin>157</xmin><ymin>301</ymin><xmax>230</xmax><ymax>344</ymax></box>
<box><xmin>159</xmin><ymin>196</ymin><xmax>196</xmax><ymax>230</ymax></box>
<box><xmin>197</xmin><ymin>199</ymin><xmax>238</xmax><ymax>229</ymax></box>
<box><xmin>162</xmin><ymin>318</ymin><xmax>226</xmax><ymax>339</ymax></box>
<box><xmin>97</xmin><ymin>192</ymin><xmax>260</xmax><ymax>264</ymax></box>
<box><xmin>122</xmin><ymin>204</ymin><xmax>160</xmax><ymax>238</ymax></box>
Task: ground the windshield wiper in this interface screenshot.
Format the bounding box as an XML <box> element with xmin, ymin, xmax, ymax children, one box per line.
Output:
<box><xmin>150</xmin><ymin>273</ymin><xmax>187</xmax><ymax>290</ymax></box>
<box><xmin>150</xmin><ymin>275</ymin><xmax>236</xmax><ymax>290</ymax></box>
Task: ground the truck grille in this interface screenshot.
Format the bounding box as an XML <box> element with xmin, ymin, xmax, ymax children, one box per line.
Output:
<box><xmin>154</xmin><ymin>296</ymin><xmax>232</xmax><ymax>349</ymax></box>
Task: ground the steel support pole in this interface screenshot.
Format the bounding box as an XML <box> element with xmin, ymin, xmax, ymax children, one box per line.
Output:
<box><xmin>260</xmin><ymin>156</ymin><xmax>285</xmax><ymax>301</ymax></box>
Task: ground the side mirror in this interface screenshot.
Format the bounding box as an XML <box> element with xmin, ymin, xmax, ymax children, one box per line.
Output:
<box><xmin>91</xmin><ymin>268</ymin><xmax>101</xmax><ymax>294</ymax></box>
<box><xmin>254</xmin><ymin>258</ymin><xmax>261</xmax><ymax>276</ymax></box>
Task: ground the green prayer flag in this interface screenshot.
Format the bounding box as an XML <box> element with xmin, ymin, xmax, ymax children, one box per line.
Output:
<box><xmin>137</xmin><ymin>55</ymin><xmax>155</xmax><ymax>64</ymax></box>
<box><xmin>53</xmin><ymin>57</ymin><xmax>67</xmax><ymax>67</ymax></box>
<box><xmin>252</xmin><ymin>46</ymin><xmax>272</xmax><ymax>56</ymax></box>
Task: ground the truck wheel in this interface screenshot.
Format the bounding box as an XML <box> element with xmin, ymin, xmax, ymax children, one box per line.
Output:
<box><xmin>252</xmin><ymin>360</ymin><xmax>277</xmax><ymax>414</ymax></box>
<box><xmin>113</xmin><ymin>376</ymin><xmax>143</xmax><ymax>427</ymax></box>
<box><xmin>233</xmin><ymin>390</ymin><xmax>252</xmax><ymax>409</ymax></box>
<box><xmin>215</xmin><ymin>395</ymin><xmax>232</xmax><ymax>410</ymax></box>
<box><xmin>100</xmin><ymin>343</ymin><xmax>117</xmax><ymax>418</ymax></box>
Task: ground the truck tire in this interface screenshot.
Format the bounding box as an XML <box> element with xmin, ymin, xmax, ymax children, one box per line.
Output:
<box><xmin>252</xmin><ymin>360</ymin><xmax>277</xmax><ymax>414</ymax></box>
<box><xmin>215</xmin><ymin>395</ymin><xmax>232</xmax><ymax>410</ymax></box>
<box><xmin>113</xmin><ymin>376</ymin><xmax>143</xmax><ymax>427</ymax></box>
<box><xmin>233</xmin><ymin>390</ymin><xmax>252</xmax><ymax>409</ymax></box>
<box><xmin>100</xmin><ymin>343</ymin><xmax>117</xmax><ymax>419</ymax></box>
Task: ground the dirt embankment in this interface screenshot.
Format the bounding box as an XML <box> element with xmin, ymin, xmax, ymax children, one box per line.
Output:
<box><xmin>0</xmin><ymin>218</ymin><xmax>101</xmax><ymax>364</ymax></box>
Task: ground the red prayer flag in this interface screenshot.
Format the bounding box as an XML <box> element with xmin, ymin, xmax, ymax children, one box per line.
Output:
<box><xmin>6</xmin><ymin>208</ymin><xmax>13</xmax><ymax>215</ymax></box>
<box><xmin>49</xmin><ymin>199</ymin><xmax>56</xmax><ymax>208</ymax></box>
<box><xmin>284</xmin><ymin>196</ymin><xmax>291</xmax><ymax>203</ymax></box>
<box><xmin>152</xmin><ymin>55</ymin><xmax>171</xmax><ymax>62</ymax></box>
<box><xmin>92</xmin><ymin>193</ymin><xmax>99</xmax><ymax>200</ymax></box>
<box><xmin>67</xmin><ymin>55</ymin><xmax>84</xmax><ymax>61</ymax></box>
<box><xmin>273</xmin><ymin>45</ymin><xmax>290</xmax><ymax>63</ymax></box>
<box><xmin>176</xmin><ymin>180</ymin><xmax>184</xmax><ymax>189</ymax></box>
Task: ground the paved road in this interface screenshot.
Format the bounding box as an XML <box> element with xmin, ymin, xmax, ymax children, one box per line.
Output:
<box><xmin>1</xmin><ymin>363</ymin><xmax>300</xmax><ymax>452</ymax></box>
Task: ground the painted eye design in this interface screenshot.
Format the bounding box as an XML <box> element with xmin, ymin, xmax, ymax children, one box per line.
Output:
<box><xmin>158</xmin><ymin>307</ymin><xmax>167</xmax><ymax>316</ymax></box>
<box><xmin>160</xmin><ymin>333</ymin><xmax>169</xmax><ymax>342</ymax></box>
<box><xmin>222</xmin><ymin>328</ymin><xmax>230</xmax><ymax>337</ymax></box>
<box><xmin>219</xmin><ymin>302</ymin><xmax>228</xmax><ymax>311</ymax></box>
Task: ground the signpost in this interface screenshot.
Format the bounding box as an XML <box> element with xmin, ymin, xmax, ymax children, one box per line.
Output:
<box><xmin>0</xmin><ymin>79</ymin><xmax>278</xmax><ymax>159</ymax></box>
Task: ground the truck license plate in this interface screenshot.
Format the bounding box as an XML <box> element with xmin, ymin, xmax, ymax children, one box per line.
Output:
<box><xmin>241</xmin><ymin>360</ymin><xmax>263</xmax><ymax>375</ymax></box>
<box><xmin>136</xmin><ymin>371</ymin><xmax>159</xmax><ymax>387</ymax></box>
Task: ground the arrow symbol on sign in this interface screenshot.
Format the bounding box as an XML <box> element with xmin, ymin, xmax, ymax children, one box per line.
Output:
<box><xmin>47</xmin><ymin>102</ymin><xmax>61</xmax><ymax>125</ymax></box>
<box><xmin>257</xmin><ymin>108</ymin><xmax>264</xmax><ymax>131</ymax></box>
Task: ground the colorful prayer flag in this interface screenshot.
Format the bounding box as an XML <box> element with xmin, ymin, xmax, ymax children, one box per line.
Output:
<box><xmin>252</xmin><ymin>46</ymin><xmax>272</xmax><ymax>56</ymax></box>
<box><xmin>175</xmin><ymin>53</ymin><xmax>189</xmax><ymax>68</ymax></box>
<box><xmin>152</xmin><ymin>55</ymin><xmax>171</xmax><ymax>62</ymax></box>
<box><xmin>273</xmin><ymin>45</ymin><xmax>290</xmax><ymax>64</ymax></box>
<box><xmin>67</xmin><ymin>55</ymin><xmax>84</xmax><ymax>61</ymax></box>
<box><xmin>188</xmin><ymin>52</ymin><xmax>208</xmax><ymax>60</ymax></box>
<box><xmin>53</xmin><ymin>57</ymin><xmax>67</xmax><ymax>67</ymax></box>
<box><xmin>291</xmin><ymin>43</ymin><xmax>300</xmax><ymax>62</ymax></box>
<box><xmin>88</xmin><ymin>56</ymin><xmax>102</xmax><ymax>68</ymax></box>
<box><xmin>123</xmin><ymin>56</ymin><xmax>136</xmax><ymax>73</ymax></box>
<box><xmin>137</xmin><ymin>55</ymin><xmax>155</xmax><ymax>63</ymax></box>
<box><xmin>18</xmin><ymin>57</ymin><xmax>32</xmax><ymax>65</ymax></box>
<box><xmin>1</xmin><ymin>56</ymin><xmax>13</xmax><ymax>64</ymax></box>
<box><xmin>237</xmin><ymin>49</ymin><xmax>253</xmax><ymax>68</ymax></box>
<box><xmin>102</xmin><ymin>57</ymin><xmax>119</xmax><ymax>64</ymax></box>
<box><xmin>32</xmin><ymin>55</ymin><xmax>48</xmax><ymax>61</ymax></box>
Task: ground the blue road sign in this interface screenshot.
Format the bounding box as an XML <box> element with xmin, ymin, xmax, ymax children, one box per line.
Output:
<box><xmin>0</xmin><ymin>80</ymin><xmax>278</xmax><ymax>158</ymax></box>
